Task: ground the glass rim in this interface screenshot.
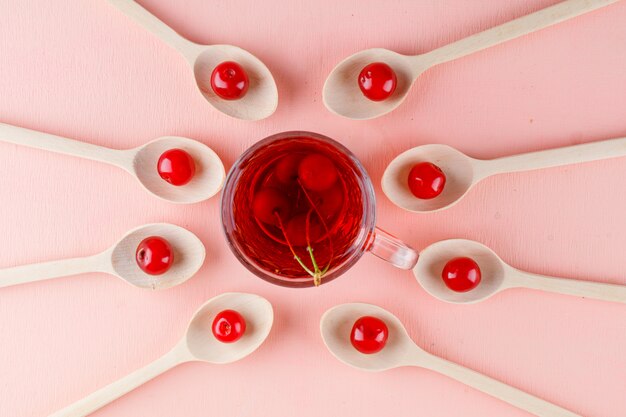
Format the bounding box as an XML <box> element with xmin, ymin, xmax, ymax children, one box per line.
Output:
<box><xmin>220</xmin><ymin>131</ymin><xmax>377</xmax><ymax>287</ymax></box>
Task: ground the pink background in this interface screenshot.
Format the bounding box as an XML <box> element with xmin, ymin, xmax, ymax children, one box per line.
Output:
<box><xmin>1</xmin><ymin>0</ymin><xmax>625</xmax><ymax>416</ymax></box>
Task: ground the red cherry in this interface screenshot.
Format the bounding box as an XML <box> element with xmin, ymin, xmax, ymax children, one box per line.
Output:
<box><xmin>442</xmin><ymin>257</ymin><xmax>482</xmax><ymax>292</ymax></box>
<box><xmin>408</xmin><ymin>162</ymin><xmax>446</xmax><ymax>199</ymax></box>
<box><xmin>252</xmin><ymin>188</ymin><xmax>291</xmax><ymax>226</ymax></box>
<box><xmin>275</xmin><ymin>154</ymin><xmax>303</xmax><ymax>184</ymax></box>
<box><xmin>210</xmin><ymin>61</ymin><xmax>249</xmax><ymax>100</ymax></box>
<box><xmin>136</xmin><ymin>236</ymin><xmax>174</xmax><ymax>275</ymax></box>
<box><xmin>157</xmin><ymin>149</ymin><xmax>196</xmax><ymax>186</ymax></box>
<box><xmin>350</xmin><ymin>316</ymin><xmax>388</xmax><ymax>354</ymax></box>
<box><xmin>315</xmin><ymin>184</ymin><xmax>344</xmax><ymax>220</ymax></box>
<box><xmin>212</xmin><ymin>310</ymin><xmax>246</xmax><ymax>343</ymax></box>
<box><xmin>259</xmin><ymin>169</ymin><xmax>283</xmax><ymax>190</ymax></box>
<box><xmin>358</xmin><ymin>62</ymin><xmax>397</xmax><ymax>101</ymax></box>
<box><xmin>298</xmin><ymin>153</ymin><xmax>338</xmax><ymax>192</ymax></box>
<box><xmin>285</xmin><ymin>213</ymin><xmax>323</xmax><ymax>246</ymax></box>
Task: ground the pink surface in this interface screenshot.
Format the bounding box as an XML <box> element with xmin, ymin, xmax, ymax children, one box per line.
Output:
<box><xmin>1</xmin><ymin>0</ymin><xmax>625</xmax><ymax>416</ymax></box>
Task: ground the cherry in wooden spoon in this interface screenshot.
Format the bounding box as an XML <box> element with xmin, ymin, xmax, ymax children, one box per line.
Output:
<box><xmin>0</xmin><ymin>122</ymin><xmax>225</xmax><ymax>204</ymax></box>
<box><xmin>414</xmin><ymin>239</ymin><xmax>626</xmax><ymax>304</ymax></box>
<box><xmin>323</xmin><ymin>0</ymin><xmax>619</xmax><ymax>119</ymax></box>
<box><xmin>382</xmin><ymin>135</ymin><xmax>626</xmax><ymax>213</ymax></box>
<box><xmin>321</xmin><ymin>303</ymin><xmax>580</xmax><ymax>417</ymax></box>
<box><xmin>49</xmin><ymin>292</ymin><xmax>273</xmax><ymax>417</ymax></box>
<box><xmin>107</xmin><ymin>0</ymin><xmax>278</xmax><ymax>120</ymax></box>
<box><xmin>0</xmin><ymin>223</ymin><xmax>205</xmax><ymax>290</ymax></box>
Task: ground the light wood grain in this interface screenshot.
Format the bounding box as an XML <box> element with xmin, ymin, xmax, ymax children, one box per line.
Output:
<box><xmin>107</xmin><ymin>0</ymin><xmax>199</xmax><ymax>60</ymax></box>
<box><xmin>48</xmin><ymin>293</ymin><xmax>274</xmax><ymax>417</ymax></box>
<box><xmin>107</xmin><ymin>0</ymin><xmax>278</xmax><ymax>120</ymax></box>
<box><xmin>321</xmin><ymin>303</ymin><xmax>580</xmax><ymax>417</ymax></box>
<box><xmin>0</xmin><ymin>122</ymin><xmax>225</xmax><ymax>204</ymax></box>
<box><xmin>482</xmin><ymin>135</ymin><xmax>626</xmax><ymax>174</ymax></box>
<box><xmin>414</xmin><ymin>239</ymin><xmax>626</xmax><ymax>304</ymax></box>
<box><xmin>382</xmin><ymin>135</ymin><xmax>626</xmax><ymax>213</ymax></box>
<box><xmin>2</xmin><ymin>1</ymin><xmax>626</xmax><ymax>416</ymax></box>
<box><xmin>323</xmin><ymin>0</ymin><xmax>620</xmax><ymax>119</ymax></box>
<box><xmin>420</xmin><ymin>0</ymin><xmax>620</xmax><ymax>66</ymax></box>
<box><xmin>49</xmin><ymin>347</ymin><xmax>188</xmax><ymax>417</ymax></box>
<box><xmin>0</xmin><ymin>223</ymin><xmax>205</xmax><ymax>290</ymax></box>
<box><xmin>0</xmin><ymin>122</ymin><xmax>132</xmax><ymax>168</ymax></box>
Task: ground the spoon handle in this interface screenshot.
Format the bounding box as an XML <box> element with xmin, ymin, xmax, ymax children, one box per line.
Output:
<box><xmin>509</xmin><ymin>268</ymin><xmax>626</xmax><ymax>303</ymax></box>
<box><xmin>420</xmin><ymin>0</ymin><xmax>618</xmax><ymax>67</ymax></box>
<box><xmin>0</xmin><ymin>255</ymin><xmax>105</xmax><ymax>289</ymax></box>
<box><xmin>107</xmin><ymin>0</ymin><xmax>199</xmax><ymax>61</ymax></box>
<box><xmin>482</xmin><ymin>136</ymin><xmax>626</xmax><ymax>175</ymax></box>
<box><xmin>0</xmin><ymin>123</ymin><xmax>131</xmax><ymax>170</ymax></box>
<box><xmin>49</xmin><ymin>347</ymin><xmax>187</xmax><ymax>417</ymax></box>
<box><xmin>417</xmin><ymin>352</ymin><xmax>580</xmax><ymax>417</ymax></box>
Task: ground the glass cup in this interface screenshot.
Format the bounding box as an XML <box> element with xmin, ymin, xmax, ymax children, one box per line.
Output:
<box><xmin>221</xmin><ymin>131</ymin><xmax>418</xmax><ymax>287</ymax></box>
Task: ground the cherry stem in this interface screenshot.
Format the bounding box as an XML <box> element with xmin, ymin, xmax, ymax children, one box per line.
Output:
<box><xmin>274</xmin><ymin>212</ymin><xmax>316</xmax><ymax>278</ymax></box>
<box><xmin>271</xmin><ymin>178</ymin><xmax>335</xmax><ymax>286</ymax></box>
<box><xmin>298</xmin><ymin>181</ymin><xmax>334</xmax><ymax>252</ymax></box>
<box><xmin>304</xmin><ymin>210</ymin><xmax>322</xmax><ymax>285</ymax></box>
<box><xmin>298</xmin><ymin>180</ymin><xmax>334</xmax><ymax>286</ymax></box>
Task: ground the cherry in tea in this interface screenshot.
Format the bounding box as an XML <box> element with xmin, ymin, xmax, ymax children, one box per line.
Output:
<box><xmin>230</xmin><ymin>136</ymin><xmax>365</xmax><ymax>285</ymax></box>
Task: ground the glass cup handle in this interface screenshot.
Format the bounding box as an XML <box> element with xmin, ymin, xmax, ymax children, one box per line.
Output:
<box><xmin>368</xmin><ymin>228</ymin><xmax>419</xmax><ymax>270</ymax></box>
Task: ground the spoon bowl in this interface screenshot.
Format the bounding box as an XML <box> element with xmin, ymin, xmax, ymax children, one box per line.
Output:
<box><xmin>323</xmin><ymin>49</ymin><xmax>420</xmax><ymax>120</ymax></box>
<box><xmin>192</xmin><ymin>45</ymin><xmax>278</xmax><ymax>121</ymax></box>
<box><xmin>108</xmin><ymin>0</ymin><xmax>278</xmax><ymax>120</ymax></box>
<box><xmin>413</xmin><ymin>239</ymin><xmax>506</xmax><ymax>304</ymax></box>
<box><xmin>321</xmin><ymin>302</ymin><xmax>414</xmax><ymax>371</ymax></box>
<box><xmin>323</xmin><ymin>0</ymin><xmax>619</xmax><ymax>119</ymax></box>
<box><xmin>109</xmin><ymin>223</ymin><xmax>206</xmax><ymax>290</ymax></box>
<box><xmin>321</xmin><ymin>302</ymin><xmax>580</xmax><ymax>416</ymax></box>
<box><xmin>133</xmin><ymin>136</ymin><xmax>225</xmax><ymax>204</ymax></box>
<box><xmin>0</xmin><ymin>222</ymin><xmax>205</xmax><ymax>290</ymax></box>
<box><xmin>382</xmin><ymin>144</ymin><xmax>478</xmax><ymax>212</ymax></box>
<box><xmin>49</xmin><ymin>292</ymin><xmax>274</xmax><ymax>417</ymax></box>
<box><xmin>0</xmin><ymin>122</ymin><xmax>225</xmax><ymax>204</ymax></box>
<box><xmin>384</xmin><ymin>133</ymin><xmax>626</xmax><ymax>213</ymax></box>
<box><xmin>414</xmin><ymin>238</ymin><xmax>626</xmax><ymax>304</ymax></box>
<box><xmin>184</xmin><ymin>292</ymin><xmax>274</xmax><ymax>363</ymax></box>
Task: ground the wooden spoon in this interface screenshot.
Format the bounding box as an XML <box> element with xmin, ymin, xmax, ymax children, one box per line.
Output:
<box><xmin>321</xmin><ymin>303</ymin><xmax>579</xmax><ymax>417</ymax></box>
<box><xmin>0</xmin><ymin>223</ymin><xmax>205</xmax><ymax>290</ymax></box>
<box><xmin>414</xmin><ymin>239</ymin><xmax>626</xmax><ymax>304</ymax></box>
<box><xmin>382</xmin><ymin>136</ymin><xmax>626</xmax><ymax>212</ymax></box>
<box><xmin>323</xmin><ymin>0</ymin><xmax>618</xmax><ymax>120</ymax></box>
<box><xmin>0</xmin><ymin>122</ymin><xmax>225</xmax><ymax>204</ymax></box>
<box><xmin>107</xmin><ymin>0</ymin><xmax>278</xmax><ymax>120</ymax></box>
<box><xmin>49</xmin><ymin>292</ymin><xmax>274</xmax><ymax>417</ymax></box>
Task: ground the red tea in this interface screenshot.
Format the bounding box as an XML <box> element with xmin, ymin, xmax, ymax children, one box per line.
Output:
<box><xmin>230</xmin><ymin>136</ymin><xmax>365</xmax><ymax>284</ymax></box>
